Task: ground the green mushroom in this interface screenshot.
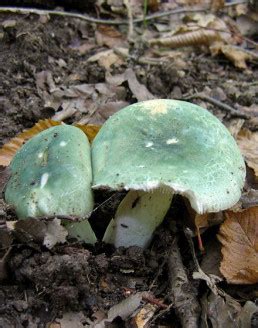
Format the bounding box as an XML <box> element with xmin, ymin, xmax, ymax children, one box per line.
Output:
<box><xmin>92</xmin><ymin>99</ymin><xmax>246</xmax><ymax>248</ymax></box>
<box><xmin>4</xmin><ymin>124</ymin><xmax>96</xmax><ymax>244</ymax></box>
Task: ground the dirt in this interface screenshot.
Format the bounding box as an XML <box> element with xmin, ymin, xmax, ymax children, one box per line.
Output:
<box><xmin>0</xmin><ymin>2</ymin><xmax>257</xmax><ymax>327</ymax></box>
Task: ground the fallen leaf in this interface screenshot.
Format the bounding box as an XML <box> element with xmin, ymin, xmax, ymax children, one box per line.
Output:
<box><xmin>217</xmin><ymin>207</ymin><xmax>258</xmax><ymax>284</ymax></box>
<box><xmin>95</xmin><ymin>292</ymin><xmax>149</xmax><ymax>327</ymax></box>
<box><xmin>87</xmin><ymin>49</ymin><xmax>124</xmax><ymax>70</ymax></box>
<box><xmin>132</xmin><ymin>303</ymin><xmax>157</xmax><ymax>328</ymax></box>
<box><xmin>0</xmin><ymin>120</ymin><xmax>60</xmax><ymax>166</ymax></box>
<box><xmin>200</xmin><ymin>239</ymin><xmax>223</xmax><ymax>278</ymax></box>
<box><xmin>0</xmin><ymin>120</ymin><xmax>100</xmax><ymax>166</ymax></box>
<box><xmin>43</xmin><ymin>218</ymin><xmax>68</xmax><ymax>249</ymax></box>
<box><xmin>237</xmin><ymin>129</ymin><xmax>258</xmax><ymax>179</ymax></box>
<box><xmin>220</xmin><ymin>45</ymin><xmax>251</xmax><ymax>69</ymax></box>
<box><xmin>238</xmin><ymin>301</ymin><xmax>258</xmax><ymax>328</ymax></box>
<box><xmin>15</xmin><ymin>218</ymin><xmax>68</xmax><ymax>249</ymax></box>
<box><xmin>211</xmin><ymin>43</ymin><xmax>252</xmax><ymax>69</ymax></box>
<box><xmin>95</xmin><ymin>25</ymin><xmax>126</xmax><ymax>48</ymax></box>
<box><xmin>125</xmin><ymin>68</ymin><xmax>154</xmax><ymax>102</ymax></box>
<box><xmin>226</xmin><ymin>118</ymin><xmax>245</xmax><ymax>138</ymax></box>
<box><xmin>54</xmin><ymin>312</ymin><xmax>88</xmax><ymax>328</ymax></box>
<box><xmin>75</xmin><ymin>124</ymin><xmax>101</xmax><ymax>143</ymax></box>
<box><xmin>15</xmin><ymin>219</ymin><xmax>47</xmax><ymax>244</ymax></box>
<box><xmin>201</xmin><ymin>291</ymin><xmax>241</xmax><ymax>327</ymax></box>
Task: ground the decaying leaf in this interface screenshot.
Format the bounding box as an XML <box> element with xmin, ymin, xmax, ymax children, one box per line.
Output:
<box><xmin>87</xmin><ymin>49</ymin><xmax>125</xmax><ymax>70</ymax></box>
<box><xmin>14</xmin><ymin>218</ymin><xmax>68</xmax><ymax>249</ymax></box>
<box><xmin>238</xmin><ymin>301</ymin><xmax>258</xmax><ymax>328</ymax></box>
<box><xmin>0</xmin><ymin>119</ymin><xmax>60</xmax><ymax>166</ymax></box>
<box><xmin>75</xmin><ymin>124</ymin><xmax>101</xmax><ymax>143</ymax></box>
<box><xmin>218</xmin><ymin>207</ymin><xmax>258</xmax><ymax>284</ymax></box>
<box><xmin>183</xmin><ymin>198</ymin><xmax>224</xmax><ymax>251</ymax></box>
<box><xmin>201</xmin><ymin>291</ymin><xmax>242</xmax><ymax>327</ymax></box>
<box><xmin>43</xmin><ymin>218</ymin><xmax>68</xmax><ymax>249</ymax></box>
<box><xmin>237</xmin><ymin>129</ymin><xmax>258</xmax><ymax>179</ymax></box>
<box><xmin>131</xmin><ymin>303</ymin><xmax>157</xmax><ymax>328</ymax></box>
<box><xmin>149</xmin><ymin>14</ymin><xmax>230</xmax><ymax>48</ymax></box>
<box><xmin>0</xmin><ymin>120</ymin><xmax>100</xmax><ymax>166</ymax></box>
<box><xmin>125</xmin><ymin>68</ymin><xmax>154</xmax><ymax>101</ymax></box>
<box><xmin>95</xmin><ymin>25</ymin><xmax>126</xmax><ymax>48</ymax></box>
<box><xmin>219</xmin><ymin>45</ymin><xmax>252</xmax><ymax>69</ymax></box>
<box><xmin>53</xmin><ymin>311</ymin><xmax>88</xmax><ymax>328</ymax></box>
<box><xmin>94</xmin><ymin>292</ymin><xmax>150</xmax><ymax>327</ymax></box>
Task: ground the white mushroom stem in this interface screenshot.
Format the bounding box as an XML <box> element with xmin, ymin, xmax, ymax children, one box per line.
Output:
<box><xmin>103</xmin><ymin>188</ymin><xmax>173</xmax><ymax>248</ymax></box>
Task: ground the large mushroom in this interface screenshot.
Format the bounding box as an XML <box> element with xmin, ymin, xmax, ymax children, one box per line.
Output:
<box><xmin>4</xmin><ymin>125</ymin><xmax>97</xmax><ymax>244</ymax></box>
<box><xmin>92</xmin><ymin>99</ymin><xmax>246</xmax><ymax>248</ymax></box>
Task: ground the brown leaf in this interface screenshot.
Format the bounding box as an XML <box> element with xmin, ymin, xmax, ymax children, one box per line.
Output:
<box><xmin>75</xmin><ymin>124</ymin><xmax>101</xmax><ymax>143</ymax></box>
<box><xmin>0</xmin><ymin>120</ymin><xmax>100</xmax><ymax>166</ymax></box>
<box><xmin>201</xmin><ymin>291</ymin><xmax>241</xmax><ymax>327</ymax></box>
<box><xmin>87</xmin><ymin>49</ymin><xmax>124</xmax><ymax>70</ymax></box>
<box><xmin>125</xmin><ymin>68</ymin><xmax>154</xmax><ymax>102</ymax></box>
<box><xmin>221</xmin><ymin>45</ymin><xmax>251</xmax><ymax>69</ymax></box>
<box><xmin>218</xmin><ymin>207</ymin><xmax>258</xmax><ymax>284</ymax></box>
<box><xmin>237</xmin><ymin>129</ymin><xmax>258</xmax><ymax>179</ymax></box>
<box><xmin>0</xmin><ymin>119</ymin><xmax>61</xmax><ymax>166</ymax></box>
<box><xmin>95</xmin><ymin>25</ymin><xmax>126</xmax><ymax>48</ymax></box>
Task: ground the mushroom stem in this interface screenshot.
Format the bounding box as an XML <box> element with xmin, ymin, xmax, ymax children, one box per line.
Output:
<box><xmin>103</xmin><ymin>188</ymin><xmax>173</xmax><ymax>248</ymax></box>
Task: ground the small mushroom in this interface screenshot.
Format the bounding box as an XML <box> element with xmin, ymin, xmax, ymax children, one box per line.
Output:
<box><xmin>92</xmin><ymin>99</ymin><xmax>246</xmax><ymax>248</ymax></box>
<box><xmin>4</xmin><ymin>125</ymin><xmax>96</xmax><ymax>244</ymax></box>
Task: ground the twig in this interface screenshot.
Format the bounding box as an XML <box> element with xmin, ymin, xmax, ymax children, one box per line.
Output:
<box><xmin>184</xmin><ymin>92</ymin><xmax>250</xmax><ymax>119</ymax></box>
<box><xmin>114</xmin><ymin>47</ymin><xmax>167</xmax><ymax>66</ymax></box>
<box><xmin>168</xmin><ymin>237</ymin><xmax>201</xmax><ymax>328</ymax></box>
<box><xmin>123</xmin><ymin>0</ymin><xmax>134</xmax><ymax>40</ymax></box>
<box><xmin>148</xmin><ymin>253</ymin><xmax>168</xmax><ymax>290</ymax></box>
<box><xmin>0</xmin><ymin>1</ymin><xmax>247</xmax><ymax>25</ymax></box>
<box><xmin>150</xmin><ymin>303</ymin><xmax>174</xmax><ymax>325</ymax></box>
<box><xmin>183</xmin><ymin>228</ymin><xmax>225</xmax><ymax>297</ymax></box>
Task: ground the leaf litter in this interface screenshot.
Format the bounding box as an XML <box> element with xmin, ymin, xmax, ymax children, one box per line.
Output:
<box><xmin>0</xmin><ymin>0</ymin><xmax>257</xmax><ymax>327</ymax></box>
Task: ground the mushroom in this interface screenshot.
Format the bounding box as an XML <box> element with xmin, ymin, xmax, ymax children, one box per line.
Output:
<box><xmin>4</xmin><ymin>125</ymin><xmax>97</xmax><ymax>244</ymax></box>
<box><xmin>91</xmin><ymin>99</ymin><xmax>246</xmax><ymax>248</ymax></box>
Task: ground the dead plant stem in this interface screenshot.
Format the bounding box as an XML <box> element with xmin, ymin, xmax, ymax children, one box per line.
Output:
<box><xmin>184</xmin><ymin>93</ymin><xmax>250</xmax><ymax>119</ymax></box>
<box><xmin>0</xmin><ymin>1</ymin><xmax>247</xmax><ymax>25</ymax></box>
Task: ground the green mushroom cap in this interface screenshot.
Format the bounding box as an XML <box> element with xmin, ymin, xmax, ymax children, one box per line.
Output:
<box><xmin>92</xmin><ymin>99</ymin><xmax>246</xmax><ymax>213</ymax></box>
<box><xmin>5</xmin><ymin>125</ymin><xmax>93</xmax><ymax>219</ymax></box>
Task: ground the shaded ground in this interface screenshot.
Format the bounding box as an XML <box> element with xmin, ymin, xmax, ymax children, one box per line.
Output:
<box><xmin>0</xmin><ymin>2</ymin><xmax>257</xmax><ymax>327</ymax></box>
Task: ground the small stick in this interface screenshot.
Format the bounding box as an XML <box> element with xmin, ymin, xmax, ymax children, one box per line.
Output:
<box><xmin>123</xmin><ymin>0</ymin><xmax>134</xmax><ymax>41</ymax></box>
<box><xmin>168</xmin><ymin>237</ymin><xmax>201</xmax><ymax>328</ymax></box>
<box><xmin>0</xmin><ymin>1</ymin><xmax>247</xmax><ymax>25</ymax></box>
<box><xmin>184</xmin><ymin>93</ymin><xmax>250</xmax><ymax>119</ymax></box>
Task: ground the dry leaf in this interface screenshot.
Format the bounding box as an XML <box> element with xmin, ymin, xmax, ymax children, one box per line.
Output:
<box><xmin>95</xmin><ymin>25</ymin><xmax>126</xmax><ymax>48</ymax></box>
<box><xmin>87</xmin><ymin>49</ymin><xmax>124</xmax><ymax>70</ymax></box>
<box><xmin>0</xmin><ymin>119</ymin><xmax>60</xmax><ymax>166</ymax></box>
<box><xmin>43</xmin><ymin>218</ymin><xmax>68</xmax><ymax>249</ymax></box>
<box><xmin>54</xmin><ymin>312</ymin><xmax>87</xmax><ymax>328</ymax></box>
<box><xmin>237</xmin><ymin>129</ymin><xmax>258</xmax><ymax>179</ymax></box>
<box><xmin>210</xmin><ymin>0</ymin><xmax>225</xmax><ymax>12</ymax></box>
<box><xmin>125</xmin><ymin>68</ymin><xmax>154</xmax><ymax>102</ymax></box>
<box><xmin>15</xmin><ymin>218</ymin><xmax>68</xmax><ymax>249</ymax></box>
<box><xmin>0</xmin><ymin>120</ymin><xmax>100</xmax><ymax>166</ymax></box>
<box><xmin>218</xmin><ymin>207</ymin><xmax>258</xmax><ymax>284</ymax></box>
<box><xmin>132</xmin><ymin>303</ymin><xmax>157</xmax><ymax>328</ymax></box>
<box><xmin>201</xmin><ymin>291</ymin><xmax>241</xmax><ymax>327</ymax></box>
<box><xmin>95</xmin><ymin>292</ymin><xmax>149</xmax><ymax>327</ymax></box>
<box><xmin>220</xmin><ymin>45</ymin><xmax>251</xmax><ymax>69</ymax></box>
<box><xmin>75</xmin><ymin>124</ymin><xmax>101</xmax><ymax>143</ymax></box>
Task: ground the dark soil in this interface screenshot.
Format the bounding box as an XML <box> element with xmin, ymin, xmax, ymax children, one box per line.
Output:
<box><xmin>0</xmin><ymin>2</ymin><xmax>257</xmax><ymax>327</ymax></box>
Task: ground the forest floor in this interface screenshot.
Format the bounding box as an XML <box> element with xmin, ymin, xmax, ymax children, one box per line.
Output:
<box><xmin>0</xmin><ymin>1</ymin><xmax>257</xmax><ymax>327</ymax></box>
